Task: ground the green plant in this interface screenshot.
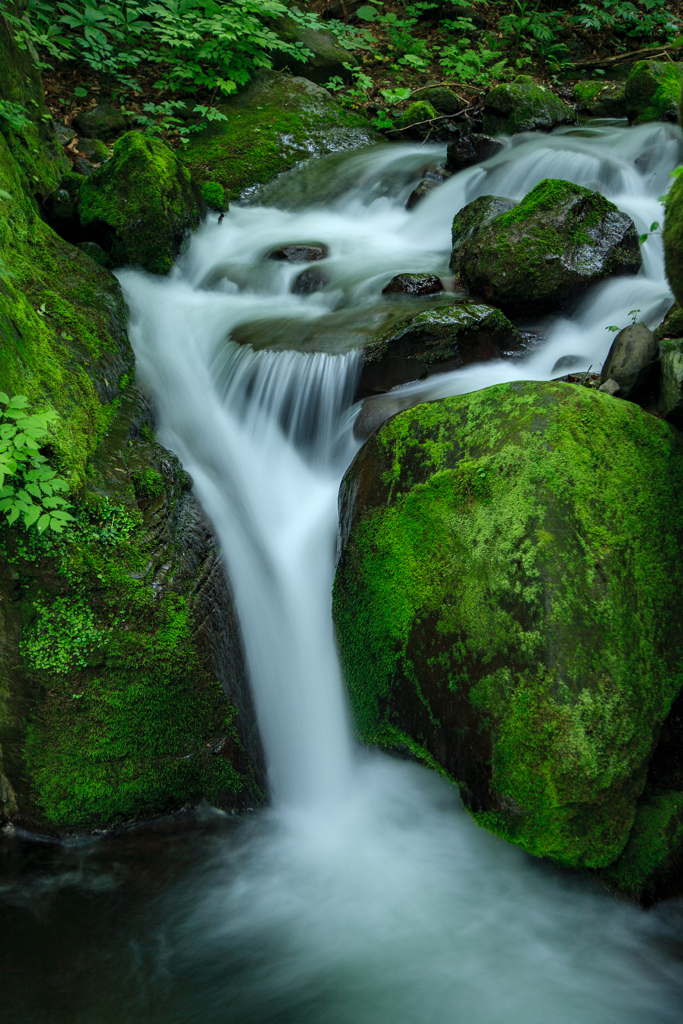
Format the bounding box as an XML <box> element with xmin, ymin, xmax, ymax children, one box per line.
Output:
<box><xmin>0</xmin><ymin>99</ymin><xmax>33</xmax><ymax>131</ymax></box>
<box><xmin>22</xmin><ymin>597</ymin><xmax>106</xmax><ymax>674</ymax></box>
<box><xmin>606</xmin><ymin>308</ymin><xmax>642</xmax><ymax>332</ymax></box>
<box><xmin>439</xmin><ymin>38</ymin><xmax>508</xmax><ymax>87</ymax></box>
<box><xmin>574</xmin><ymin>0</ymin><xmax>679</xmax><ymax>42</ymax></box>
<box><xmin>0</xmin><ymin>393</ymin><xmax>74</xmax><ymax>534</ymax></box>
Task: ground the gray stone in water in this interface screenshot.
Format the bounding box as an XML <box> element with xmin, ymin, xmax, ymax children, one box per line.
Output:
<box><xmin>382</xmin><ymin>273</ymin><xmax>444</xmax><ymax>297</ymax></box>
<box><xmin>446</xmin><ymin>134</ymin><xmax>503</xmax><ymax>173</ymax></box>
<box><xmin>600</xmin><ymin>323</ymin><xmax>658</xmax><ymax>399</ymax></box>
<box><xmin>268</xmin><ymin>244</ymin><xmax>328</xmax><ymax>263</ymax></box>
<box><xmin>658</xmin><ymin>339</ymin><xmax>683</xmax><ymax>426</ymax></box>
<box><xmin>406</xmin><ymin>178</ymin><xmax>440</xmax><ymax>209</ymax></box>
<box><xmin>292</xmin><ymin>266</ymin><xmax>328</xmax><ymax>294</ymax></box>
<box><xmin>599</xmin><ymin>378</ymin><xmax>621</xmax><ymax>396</ymax></box>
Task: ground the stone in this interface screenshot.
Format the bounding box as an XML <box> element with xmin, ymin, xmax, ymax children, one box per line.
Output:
<box><xmin>483</xmin><ymin>76</ymin><xmax>576</xmax><ymax>135</ymax></box>
<box><xmin>624</xmin><ymin>60</ymin><xmax>683</xmax><ymax>125</ymax></box>
<box><xmin>573</xmin><ymin>81</ymin><xmax>628</xmax><ymax>119</ymax></box>
<box><xmin>450</xmin><ymin>179</ymin><xmax>642</xmax><ymax>315</ymax></box>
<box><xmin>78</xmin><ymin>240</ymin><xmax>111</xmax><ymax>267</ymax></box>
<box><xmin>600</xmin><ymin>323</ymin><xmax>658</xmax><ymax>400</ymax></box>
<box><xmin>77</xmin><ymin>131</ymin><xmax>205</xmax><ymax>275</ymax></box>
<box><xmin>419</xmin><ymin>86</ymin><xmax>461</xmax><ymax>114</ymax></box>
<box><xmin>406</xmin><ymin>178</ymin><xmax>441</xmax><ymax>209</ymax></box>
<box><xmin>74</xmin><ymin>137</ymin><xmax>109</xmax><ymax>163</ymax></box>
<box><xmin>654</xmin><ymin>302</ymin><xmax>683</xmax><ymax>342</ymax></box>
<box><xmin>658</xmin><ymin>338</ymin><xmax>683</xmax><ymax>426</ymax></box>
<box><xmin>200</xmin><ymin>180</ymin><xmax>226</xmax><ymax>210</ymax></box>
<box><xmin>397</xmin><ymin>100</ymin><xmax>438</xmax><ymax>131</ymax></box>
<box><xmin>72</xmin><ymin>155</ymin><xmax>94</xmax><ymax>177</ymax></box>
<box><xmin>73</xmin><ymin>102</ymin><xmax>127</xmax><ymax>140</ymax></box>
<box><xmin>598</xmin><ymin>378</ymin><xmax>620</xmax><ymax>396</ymax></box>
<box><xmin>41</xmin><ymin>187</ymin><xmax>79</xmax><ymax>244</ymax></box>
<box><xmin>353</xmin><ymin>393</ymin><xmax>411</xmax><ymax>441</ymax></box>
<box><xmin>333</xmin><ymin>380</ymin><xmax>683</xmax><ymax>878</ymax></box>
<box><xmin>268</xmin><ymin>243</ymin><xmax>328</xmax><ymax>263</ymax></box>
<box><xmin>446</xmin><ymin>134</ymin><xmax>504</xmax><ymax>172</ymax></box>
<box><xmin>382</xmin><ymin>273</ymin><xmax>444</xmax><ymax>297</ymax></box>
<box><xmin>181</xmin><ymin>71</ymin><xmax>381</xmax><ymax>203</ymax></box>
<box><xmin>270</xmin><ymin>11</ymin><xmax>356</xmax><ymax>83</ymax></box>
<box><xmin>55</xmin><ymin>123</ymin><xmax>75</xmax><ymax>146</ymax></box>
<box><xmin>450</xmin><ymin>194</ymin><xmax>515</xmax><ymax>252</ymax></box>
<box><xmin>664</xmin><ymin>175</ymin><xmax>683</xmax><ymax>307</ymax></box>
<box><xmin>292</xmin><ymin>265</ymin><xmax>328</xmax><ymax>294</ymax></box>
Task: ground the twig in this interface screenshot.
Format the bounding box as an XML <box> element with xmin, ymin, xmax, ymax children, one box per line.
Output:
<box><xmin>388</xmin><ymin>106</ymin><xmax>478</xmax><ymax>133</ymax></box>
<box><xmin>571</xmin><ymin>42</ymin><xmax>681</xmax><ymax>70</ymax></box>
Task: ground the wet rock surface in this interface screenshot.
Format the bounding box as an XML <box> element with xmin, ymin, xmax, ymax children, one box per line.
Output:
<box><xmin>406</xmin><ymin>178</ymin><xmax>441</xmax><ymax>209</ymax></box>
<box><xmin>268</xmin><ymin>243</ymin><xmax>329</xmax><ymax>263</ymax></box>
<box><xmin>446</xmin><ymin>134</ymin><xmax>503</xmax><ymax>172</ymax></box>
<box><xmin>600</xmin><ymin>323</ymin><xmax>658</xmax><ymax>400</ymax></box>
<box><xmin>382</xmin><ymin>273</ymin><xmax>444</xmax><ymax>297</ymax></box>
<box><xmin>450</xmin><ymin>179</ymin><xmax>641</xmax><ymax>314</ymax></box>
<box><xmin>292</xmin><ymin>265</ymin><xmax>328</xmax><ymax>294</ymax></box>
<box><xmin>450</xmin><ymin>194</ymin><xmax>516</xmax><ymax>252</ymax></box>
<box><xmin>483</xmin><ymin>76</ymin><xmax>576</xmax><ymax>135</ymax></box>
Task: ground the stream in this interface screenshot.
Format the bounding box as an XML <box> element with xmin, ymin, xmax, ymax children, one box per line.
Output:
<box><xmin>2</xmin><ymin>121</ymin><xmax>683</xmax><ymax>1023</ymax></box>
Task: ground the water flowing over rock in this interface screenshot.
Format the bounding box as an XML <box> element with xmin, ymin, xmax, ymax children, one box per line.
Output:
<box><xmin>382</xmin><ymin>273</ymin><xmax>443</xmax><ymax>297</ymax></box>
<box><xmin>450</xmin><ymin>179</ymin><xmax>642</xmax><ymax>314</ymax></box>
<box><xmin>446</xmin><ymin>135</ymin><xmax>503</xmax><ymax>173</ymax></box>
<box><xmin>333</xmin><ymin>380</ymin><xmax>683</xmax><ymax>883</ymax></box>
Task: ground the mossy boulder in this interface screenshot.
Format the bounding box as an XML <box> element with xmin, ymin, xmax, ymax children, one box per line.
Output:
<box><xmin>181</xmin><ymin>71</ymin><xmax>381</xmax><ymax>203</ymax></box>
<box><xmin>663</xmin><ymin>173</ymin><xmax>683</xmax><ymax>307</ymax></box>
<box><xmin>624</xmin><ymin>60</ymin><xmax>683</xmax><ymax>124</ymax></box>
<box><xmin>450</xmin><ymin>194</ymin><xmax>515</xmax><ymax>251</ymax></box>
<box><xmin>77</xmin><ymin>132</ymin><xmax>205</xmax><ymax>274</ymax></box>
<box><xmin>333</xmin><ymin>380</ymin><xmax>683</xmax><ymax>875</ymax></box>
<box><xmin>658</xmin><ymin>337</ymin><xmax>683</xmax><ymax>426</ymax></box>
<box><xmin>419</xmin><ymin>87</ymin><xmax>461</xmax><ymax>114</ymax></box>
<box><xmin>450</xmin><ymin>179</ymin><xmax>641</xmax><ymax>315</ymax></box>
<box><xmin>573</xmin><ymin>81</ymin><xmax>627</xmax><ymax>118</ymax></box>
<box><xmin>482</xmin><ymin>76</ymin><xmax>576</xmax><ymax>135</ymax></box>
<box><xmin>397</xmin><ymin>100</ymin><xmax>438</xmax><ymax>130</ymax></box>
<box><xmin>72</xmin><ymin>103</ymin><xmax>127</xmax><ymax>141</ymax></box>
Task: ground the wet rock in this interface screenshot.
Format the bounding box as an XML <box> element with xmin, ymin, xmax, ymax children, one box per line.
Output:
<box><xmin>450</xmin><ymin>179</ymin><xmax>641</xmax><ymax>315</ymax></box>
<box><xmin>552</xmin><ymin>354</ymin><xmax>584</xmax><ymax>374</ymax></box>
<box><xmin>599</xmin><ymin>378</ymin><xmax>620</xmax><ymax>396</ymax></box>
<box><xmin>397</xmin><ymin>100</ymin><xmax>438</xmax><ymax>130</ymax></box>
<box><xmin>654</xmin><ymin>302</ymin><xmax>683</xmax><ymax>342</ymax></box>
<box><xmin>74</xmin><ymin>137</ymin><xmax>109</xmax><ymax>163</ymax></box>
<box><xmin>406</xmin><ymin>178</ymin><xmax>441</xmax><ymax>209</ymax></box>
<box><xmin>600</xmin><ymin>323</ymin><xmax>658</xmax><ymax>400</ymax></box>
<box><xmin>73</xmin><ymin>102</ymin><xmax>127</xmax><ymax>140</ymax></box>
<box><xmin>446</xmin><ymin>134</ymin><xmax>503</xmax><ymax>172</ymax></box>
<box><xmin>483</xmin><ymin>76</ymin><xmax>576</xmax><ymax>135</ymax></box>
<box><xmin>55</xmin><ymin>123</ymin><xmax>75</xmax><ymax>146</ymax></box>
<box><xmin>268</xmin><ymin>243</ymin><xmax>328</xmax><ymax>263</ymax></box>
<box><xmin>419</xmin><ymin>86</ymin><xmax>461</xmax><ymax>114</ymax></box>
<box><xmin>658</xmin><ymin>338</ymin><xmax>683</xmax><ymax>425</ymax></box>
<box><xmin>333</xmin><ymin>379</ymin><xmax>683</xmax><ymax>880</ymax></box>
<box><xmin>77</xmin><ymin>131</ymin><xmax>205</xmax><ymax>274</ymax></box>
<box><xmin>664</xmin><ymin>176</ymin><xmax>683</xmax><ymax>307</ymax></box>
<box><xmin>78</xmin><ymin>241</ymin><xmax>111</xmax><ymax>267</ymax></box>
<box><xmin>625</xmin><ymin>60</ymin><xmax>683</xmax><ymax>125</ymax></box>
<box><xmin>573</xmin><ymin>81</ymin><xmax>628</xmax><ymax>119</ymax></box>
<box><xmin>292</xmin><ymin>265</ymin><xmax>328</xmax><ymax>294</ymax></box>
<box><xmin>450</xmin><ymin>194</ymin><xmax>515</xmax><ymax>252</ymax></box>
<box><xmin>382</xmin><ymin>273</ymin><xmax>443</xmax><ymax>297</ymax></box>
<box><xmin>181</xmin><ymin>71</ymin><xmax>382</xmax><ymax>203</ymax></box>
<box><xmin>353</xmin><ymin>393</ymin><xmax>411</xmax><ymax>440</ymax></box>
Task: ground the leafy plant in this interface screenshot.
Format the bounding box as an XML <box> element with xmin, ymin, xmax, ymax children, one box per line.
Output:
<box><xmin>21</xmin><ymin>597</ymin><xmax>106</xmax><ymax>674</ymax></box>
<box><xmin>439</xmin><ymin>38</ymin><xmax>508</xmax><ymax>86</ymax></box>
<box><xmin>0</xmin><ymin>99</ymin><xmax>33</xmax><ymax>131</ymax></box>
<box><xmin>0</xmin><ymin>393</ymin><xmax>74</xmax><ymax>534</ymax></box>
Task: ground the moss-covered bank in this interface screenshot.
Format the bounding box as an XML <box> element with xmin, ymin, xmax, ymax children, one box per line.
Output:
<box><xmin>333</xmin><ymin>381</ymin><xmax>683</xmax><ymax>885</ymax></box>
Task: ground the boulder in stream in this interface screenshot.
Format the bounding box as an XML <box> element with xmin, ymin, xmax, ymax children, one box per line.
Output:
<box><xmin>450</xmin><ymin>179</ymin><xmax>642</xmax><ymax>315</ymax></box>
<box><xmin>333</xmin><ymin>380</ymin><xmax>683</xmax><ymax>888</ymax></box>
<box><xmin>573</xmin><ymin>81</ymin><xmax>628</xmax><ymax>119</ymax></box>
<box><xmin>600</xmin><ymin>323</ymin><xmax>658</xmax><ymax>400</ymax></box>
<box><xmin>382</xmin><ymin>273</ymin><xmax>443</xmax><ymax>297</ymax></box>
<box><xmin>77</xmin><ymin>131</ymin><xmax>205</xmax><ymax>274</ymax></box>
<box><xmin>482</xmin><ymin>76</ymin><xmax>576</xmax><ymax>135</ymax></box>
<box><xmin>446</xmin><ymin>135</ymin><xmax>503</xmax><ymax>172</ymax></box>
<box><xmin>624</xmin><ymin>60</ymin><xmax>683</xmax><ymax>124</ymax></box>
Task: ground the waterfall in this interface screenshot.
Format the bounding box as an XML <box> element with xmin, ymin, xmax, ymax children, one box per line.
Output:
<box><xmin>116</xmin><ymin>121</ymin><xmax>683</xmax><ymax>1023</ymax></box>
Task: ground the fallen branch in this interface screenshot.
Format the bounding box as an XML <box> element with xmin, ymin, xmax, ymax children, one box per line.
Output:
<box><xmin>388</xmin><ymin>106</ymin><xmax>478</xmax><ymax>133</ymax></box>
<box><xmin>571</xmin><ymin>42</ymin><xmax>681</xmax><ymax>70</ymax></box>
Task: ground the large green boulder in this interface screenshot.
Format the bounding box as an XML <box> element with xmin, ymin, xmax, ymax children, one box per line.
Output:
<box><xmin>663</xmin><ymin>173</ymin><xmax>683</xmax><ymax>307</ymax></box>
<box><xmin>333</xmin><ymin>381</ymin><xmax>683</xmax><ymax>875</ymax></box>
<box><xmin>77</xmin><ymin>132</ymin><xmax>204</xmax><ymax>274</ymax></box>
<box><xmin>625</xmin><ymin>59</ymin><xmax>683</xmax><ymax>124</ymax></box>
<box><xmin>573</xmin><ymin>80</ymin><xmax>627</xmax><ymax>119</ymax></box>
<box><xmin>482</xmin><ymin>75</ymin><xmax>576</xmax><ymax>135</ymax></box>
<box><xmin>181</xmin><ymin>71</ymin><xmax>381</xmax><ymax>202</ymax></box>
<box><xmin>450</xmin><ymin>179</ymin><xmax>641</xmax><ymax>314</ymax></box>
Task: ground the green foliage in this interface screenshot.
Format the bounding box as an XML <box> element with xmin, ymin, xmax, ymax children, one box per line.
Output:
<box><xmin>22</xmin><ymin>597</ymin><xmax>106</xmax><ymax>674</ymax></box>
<box><xmin>0</xmin><ymin>393</ymin><xmax>74</xmax><ymax>534</ymax></box>
<box><xmin>0</xmin><ymin>99</ymin><xmax>32</xmax><ymax>131</ymax></box>
<box><xmin>438</xmin><ymin>38</ymin><xmax>509</xmax><ymax>87</ymax></box>
<box><xmin>131</xmin><ymin>466</ymin><xmax>164</xmax><ymax>500</ymax></box>
<box><xmin>574</xmin><ymin>0</ymin><xmax>679</xmax><ymax>41</ymax></box>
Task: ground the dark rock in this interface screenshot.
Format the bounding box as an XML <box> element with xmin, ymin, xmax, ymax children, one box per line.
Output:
<box><xmin>446</xmin><ymin>134</ymin><xmax>503</xmax><ymax>172</ymax></box>
<box><xmin>78</xmin><ymin>241</ymin><xmax>111</xmax><ymax>267</ymax></box>
<box><xmin>382</xmin><ymin>273</ymin><xmax>443</xmax><ymax>297</ymax></box>
<box><xmin>419</xmin><ymin>86</ymin><xmax>461</xmax><ymax>114</ymax></box>
<box><xmin>654</xmin><ymin>302</ymin><xmax>683</xmax><ymax>342</ymax></box>
<box><xmin>483</xmin><ymin>76</ymin><xmax>576</xmax><ymax>135</ymax></box>
<box><xmin>552</xmin><ymin>354</ymin><xmax>584</xmax><ymax>373</ymax></box>
<box><xmin>450</xmin><ymin>195</ymin><xmax>516</xmax><ymax>252</ymax></box>
<box><xmin>624</xmin><ymin>60</ymin><xmax>683</xmax><ymax>125</ymax></box>
<box><xmin>73</xmin><ymin>103</ymin><xmax>127</xmax><ymax>140</ymax></box>
<box><xmin>74</xmin><ymin>137</ymin><xmax>109</xmax><ymax>163</ymax></box>
<box><xmin>658</xmin><ymin>338</ymin><xmax>683</xmax><ymax>425</ymax></box>
<box><xmin>77</xmin><ymin>131</ymin><xmax>205</xmax><ymax>275</ymax></box>
<box><xmin>292</xmin><ymin>265</ymin><xmax>328</xmax><ymax>294</ymax></box>
<box><xmin>268</xmin><ymin>243</ymin><xmax>328</xmax><ymax>263</ymax></box>
<box><xmin>333</xmin><ymin>379</ymin><xmax>683</xmax><ymax>881</ymax></box>
<box><xmin>450</xmin><ymin>179</ymin><xmax>641</xmax><ymax>315</ymax></box>
<box><xmin>664</xmin><ymin>178</ymin><xmax>683</xmax><ymax>310</ymax></box>
<box><xmin>406</xmin><ymin>178</ymin><xmax>441</xmax><ymax>209</ymax></box>
<box><xmin>55</xmin><ymin>123</ymin><xmax>75</xmax><ymax>146</ymax></box>
<box><xmin>601</xmin><ymin>323</ymin><xmax>658</xmax><ymax>400</ymax></box>
<box><xmin>41</xmin><ymin>188</ymin><xmax>79</xmax><ymax>243</ymax></box>
<box><xmin>72</xmin><ymin>155</ymin><xmax>94</xmax><ymax>177</ymax></box>
<box><xmin>270</xmin><ymin>12</ymin><xmax>356</xmax><ymax>83</ymax></box>
<box><xmin>353</xmin><ymin>393</ymin><xmax>412</xmax><ymax>440</ymax></box>
<box><xmin>573</xmin><ymin>81</ymin><xmax>627</xmax><ymax>119</ymax></box>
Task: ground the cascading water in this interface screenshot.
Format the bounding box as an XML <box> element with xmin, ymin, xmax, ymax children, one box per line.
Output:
<box><xmin>16</xmin><ymin>121</ymin><xmax>681</xmax><ymax>1024</ymax></box>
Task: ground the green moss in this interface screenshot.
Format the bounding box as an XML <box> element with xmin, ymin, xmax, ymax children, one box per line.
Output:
<box><xmin>483</xmin><ymin>76</ymin><xmax>575</xmax><ymax>135</ymax></box>
<box><xmin>664</xmin><ymin>174</ymin><xmax>683</xmax><ymax>309</ymax></box>
<box><xmin>573</xmin><ymin>81</ymin><xmax>627</xmax><ymax>118</ymax></box>
<box><xmin>601</xmin><ymin>788</ymin><xmax>683</xmax><ymax>901</ymax></box>
<box><xmin>625</xmin><ymin>60</ymin><xmax>683</xmax><ymax>124</ymax></box>
<box><xmin>78</xmin><ymin>131</ymin><xmax>204</xmax><ymax>274</ymax></box>
<box><xmin>131</xmin><ymin>466</ymin><xmax>164</xmax><ymax>501</ymax></box>
<box><xmin>450</xmin><ymin>195</ymin><xmax>514</xmax><ymax>251</ymax></box>
<box><xmin>398</xmin><ymin>101</ymin><xmax>438</xmax><ymax>129</ymax></box>
<box><xmin>334</xmin><ymin>381</ymin><xmax>683</xmax><ymax>868</ymax></box>
<box><xmin>181</xmin><ymin>71</ymin><xmax>381</xmax><ymax>202</ymax></box>
<box><xmin>200</xmin><ymin>180</ymin><xmax>227</xmax><ymax>210</ymax></box>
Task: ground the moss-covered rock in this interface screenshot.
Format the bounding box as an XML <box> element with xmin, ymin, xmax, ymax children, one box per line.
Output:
<box><xmin>397</xmin><ymin>100</ymin><xmax>438</xmax><ymax>130</ymax></box>
<box><xmin>573</xmin><ymin>81</ymin><xmax>628</xmax><ymax>118</ymax></box>
<box><xmin>450</xmin><ymin>194</ymin><xmax>515</xmax><ymax>251</ymax></box>
<box><xmin>663</xmin><ymin>173</ymin><xmax>683</xmax><ymax>307</ymax></box>
<box><xmin>451</xmin><ymin>179</ymin><xmax>641</xmax><ymax>314</ymax></box>
<box><xmin>658</xmin><ymin>337</ymin><xmax>683</xmax><ymax>425</ymax></box>
<box><xmin>483</xmin><ymin>75</ymin><xmax>576</xmax><ymax>135</ymax></box>
<box><xmin>72</xmin><ymin>103</ymin><xmax>127</xmax><ymax>141</ymax></box>
<box><xmin>654</xmin><ymin>301</ymin><xmax>683</xmax><ymax>341</ymax></box>
<box><xmin>624</xmin><ymin>60</ymin><xmax>683</xmax><ymax>124</ymax></box>
<box><xmin>200</xmin><ymin>180</ymin><xmax>227</xmax><ymax>211</ymax></box>
<box><xmin>601</xmin><ymin>788</ymin><xmax>683</xmax><ymax>903</ymax></box>
<box><xmin>333</xmin><ymin>380</ymin><xmax>683</xmax><ymax>872</ymax></box>
<box><xmin>181</xmin><ymin>71</ymin><xmax>381</xmax><ymax>202</ymax></box>
<box><xmin>420</xmin><ymin>87</ymin><xmax>461</xmax><ymax>114</ymax></box>
<box><xmin>77</xmin><ymin>132</ymin><xmax>204</xmax><ymax>274</ymax></box>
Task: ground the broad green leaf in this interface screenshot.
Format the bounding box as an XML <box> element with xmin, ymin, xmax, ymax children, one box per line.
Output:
<box><xmin>37</xmin><ymin>513</ymin><xmax>50</xmax><ymax>534</ymax></box>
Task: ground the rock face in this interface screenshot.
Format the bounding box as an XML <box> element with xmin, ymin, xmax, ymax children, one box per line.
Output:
<box><xmin>600</xmin><ymin>323</ymin><xmax>658</xmax><ymax>399</ymax></box>
<box><xmin>625</xmin><ymin>60</ymin><xmax>683</xmax><ymax>124</ymax></box>
<box><xmin>658</xmin><ymin>339</ymin><xmax>683</xmax><ymax>425</ymax></box>
<box><xmin>482</xmin><ymin>76</ymin><xmax>576</xmax><ymax>135</ymax></box>
<box><xmin>446</xmin><ymin>134</ymin><xmax>503</xmax><ymax>172</ymax></box>
<box><xmin>333</xmin><ymin>380</ymin><xmax>683</xmax><ymax>881</ymax></box>
<box><xmin>450</xmin><ymin>179</ymin><xmax>642</xmax><ymax>314</ymax></box>
<box><xmin>450</xmin><ymin>194</ymin><xmax>515</xmax><ymax>252</ymax></box>
<box><xmin>181</xmin><ymin>72</ymin><xmax>381</xmax><ymax>203</ymax></box>
<box><xmin>77</xmin><ymin>132</ymin><xmax>205</xmax><ymax>274</ymax></box>
<box><xmin>573</xmin><ymin>81</ymin><xmax>627</xmax><ymax>119</ymax></box>
<box><xmin>73</xmin><ymin>103</ymin><xmax>127</xmax><ymax>140</ymax></box>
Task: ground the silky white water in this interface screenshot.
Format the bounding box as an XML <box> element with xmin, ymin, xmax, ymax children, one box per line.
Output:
<box><xmin>118</xmin><ymin>121</ymin><xmax>683</xmax><ymax>1023</ymax></box>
